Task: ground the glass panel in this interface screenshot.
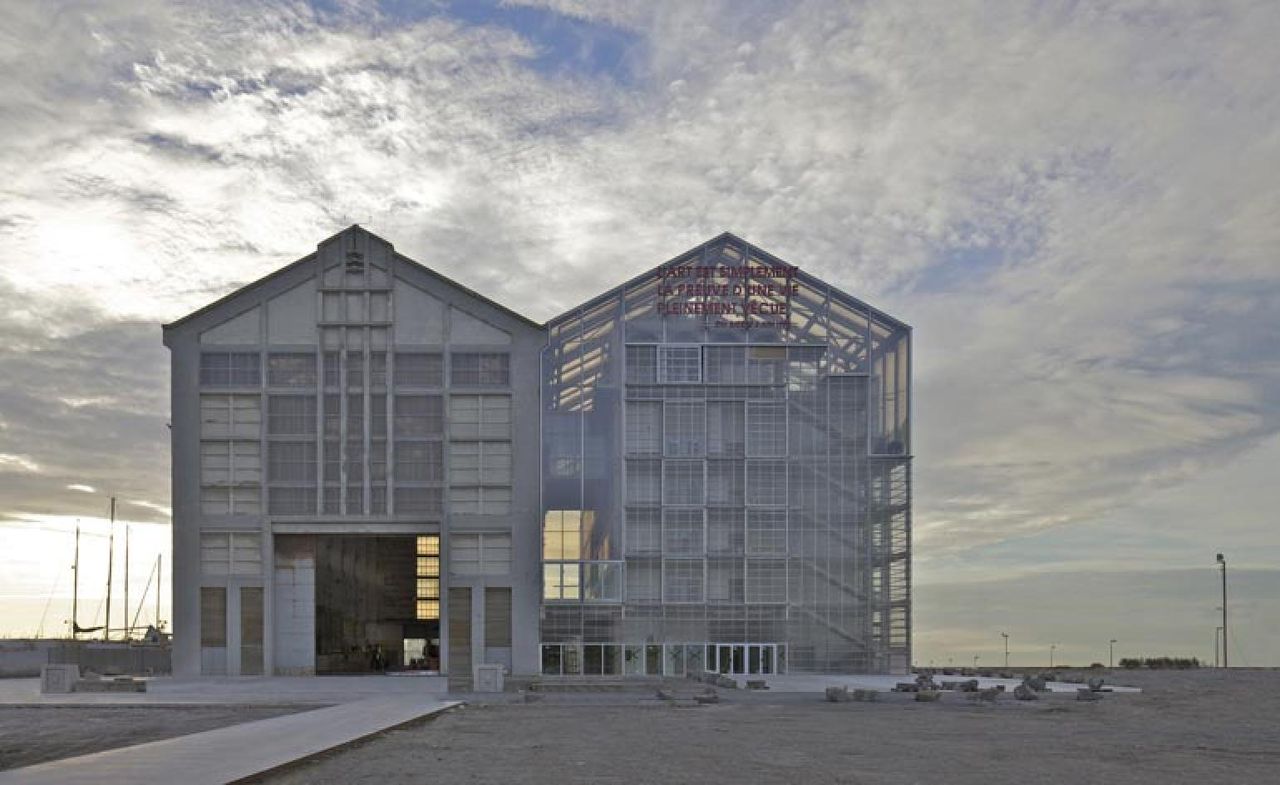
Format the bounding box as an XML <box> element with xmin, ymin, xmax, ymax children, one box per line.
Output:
<box><xmin>541</xmin><ymin>645</ymin><xmax>562</xmax><ymax>675</ymax></box>
<box><xmin>665</xmin><ymin>644</ymin><xmax>685</xmax><ymax>677</ymax></box>
<box><xmin>624</xmin><ymin>645</ymin><xmax>644</xmax><ymax>676</ymax></box>
<box><xmin>685</xmin><ymin>644</ymin><xmax>704</xmax><ymax>675</ymax></box>
<box><xmin>645</xmin><ymin>644</ymin><xmax>663</xmax><ymax>675</ymax></box>
<box><xmin>563</xmin><ymin>645</ymin><xmax>582</xmax><ymax>675</ymax></box>
<box><xmin>584</xmin><ymin>644</ymin><xmax>603</xmax><ymax>675</ymax></box>
<box><xmin>603</xmin><ymin>644</ymin><xmax>621</xmax><ymax>676</ymax></box>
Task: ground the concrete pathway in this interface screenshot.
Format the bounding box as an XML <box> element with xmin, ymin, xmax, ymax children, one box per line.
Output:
<box><xmin>0</xmin><ymin>674</ymin><xmax>449</xmax><ymax>705</ymax></box>
<box><xmin>0</xmin><ymin>695</ymin><xmax>459</xmax><ymax>785</ymax></box>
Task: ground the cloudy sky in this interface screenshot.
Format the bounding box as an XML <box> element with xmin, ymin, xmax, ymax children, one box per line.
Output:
<box><xmin>1</xmin><ymin>0</ymin><xmax>1277</xmax><ymax>667</ymax></box>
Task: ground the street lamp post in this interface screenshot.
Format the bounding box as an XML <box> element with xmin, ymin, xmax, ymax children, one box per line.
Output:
<box><xmin>1001</xmin><ymin>632</ymin><xmax>1009</xmax><ymax>669</ymax></box>
<box><xmin>1109</xmin><ymin>639</ymin><xmax>1117</xmax><ymax>668</ymax></box>
<box><xmin>1216</xmin><ymin>553</ymin><xmax>1228</xmax><ymax>669</ymax></box>
<box><xmin>1050</xmin><ymin>643</ymin><xmax>1057</xmax><ymax>669</ymax></box>
<box><xmin>1214</xmin><ymin>627</ymin><xmax>1223</xmax><ymax>669</ymax></box>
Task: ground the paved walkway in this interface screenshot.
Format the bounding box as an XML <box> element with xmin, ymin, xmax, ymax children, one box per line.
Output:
<box><xmin>0</xmin><ymin>694</ymin><xmax>458</xmax><ymax>785</ymax></box>
<box><xmin>0</xmin><ymin>674</ymin><xmax>449</xmax><ymax>705</ymax></box>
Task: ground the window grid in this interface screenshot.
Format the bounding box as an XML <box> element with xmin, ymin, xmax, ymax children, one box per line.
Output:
<box><xmin>746</xmin><ymin>509</ymin><xmax>788</xmax><ymax>556</ymax></box>
<box><xmin>746</xmin><ymin>559</ymin><xmax>787</xmax><ymax>604</ymax></box>
<box><xmin>200</xmin><ymin>395</ymin><xmax>261</xmax><ymax>439</ymax></box>
<box><xmin>662</xmin><ymin>508</ymin><xmax>704</xmax><ymax>556</ymax></box>
<box><xmin>267</xmin><ymin>353</ymin><xmax>317</xmax><ymax>387</ymax></box>
<box><xmin>658</xmin><ymin>346</ymin><xmax>701</xmax><ymax>383</ymax></box>
<box><xmin>662</xmin><ymin>559</ymin><xmax>705</xmax><ymax>603</ymax></box>
<box><xmin>624</xmin><ymin>402</ymin><xmax>661</xmax><ymax>456</ymax></box>
<box><xmin>200</xmin><ymin>353</ymin><xmax>260</xmax><ymax>387</ymax></box>
<box><xmin>704</xmin><ymin>346</ymin><xmax>746</xmax><ymax>384</ymax></box>
<box><xmin>449</xmin><ymin>395</ymin><xmax>511</xmax><ymax>440</ymax></box>
<box><xmin>663</xmin><ymin>401</ymin><xmax>705</xmax><ymax>457</ymax></box>
<box><xmin>626</xmin><ymin>460</ymin><xmax>661</xmax><ymax>505</ymax></box>
<box><xmin>448</xmin><ymin>441</ymin><xmax>512</xmax><ymax>485</ymax></box>
<box><xmin>746</xmin><ymin>460</ymin><xmax>787</xmax><ymax>506</ymax></box>
<box><xmin>625</xmin><ymin>508</ymin><xmax>661</xmax><ymax>555</ymax></box>
<box><xmin>746</xmin><ymin>401</ymin><xmax>786</xmax><ymax>457</ymax></box>
<box><xmin>200</xmin><ymin>532</ymin><xmax>262</xmax><ymax>575</ymax></box>
<box><xmin>451</xmin><ymin>353</ymin><xmax>510</xmax><ymax>386</ymax></box>
<box><xmin>451</xmin><ymin>533</ymin><xmax>512</xmax><ymax>575</ymax></box>
<box><xmin>394</xmin><ymin>395</ymin><xmax>443</xmax><ymax>437</ymax></box>
<box><xmin>625</xmin><ymin>345</ymin><xmax>657</xmax><ymax>384</ymax></box>
<box><xmin>395</xmin><ymin>353</ymin><xmax>443</xmax><ymax>387</ymax></box>
<box><xmin>267</xmin><ymin>395</ymin><xmax>316</xmax><ymax>436</ymax></box>
<box><xmin>662</xmin><ymin>460</ymin><xmax>704</xmax><ymax>505</ymax></box>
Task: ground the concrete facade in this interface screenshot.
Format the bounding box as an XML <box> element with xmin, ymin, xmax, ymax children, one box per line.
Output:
<box><xmin>164</xmin><ymin>227</ymin><xmax>911</xmax><ymax>678</ymax></box>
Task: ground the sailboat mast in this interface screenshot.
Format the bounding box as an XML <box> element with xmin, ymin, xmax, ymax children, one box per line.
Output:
<box><xmin>156</xmin><ymin>554</ymin><xmax>162</xmax><ymax>630</ymax></box>
<box><xmin>71</xmin><ymin>524</ymin><xmax>80</xmax><ymax>639</ymax></box>
<box><xmin>124</xmin><ymin>524</ymin><xmax>130</xmax><ymax>640</ymax></box>
<box><xmin>104</xmin><ymin>496</ymin><xmax>115</xmax><ymax>642</ymax></box>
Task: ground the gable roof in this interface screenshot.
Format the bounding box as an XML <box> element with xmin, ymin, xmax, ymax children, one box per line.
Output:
<box><xmin>162</xmin><ymin>225</ymin><xmax>542</xmax><ymax>333</ymax></box>
<box><xmin>163</xmin><ymin>227</ymin><xmax>908</xmax><ymax>335</ymax></box>
<box><xmin>545</xmin><ymin>231</ymin><xmax>911</xmax><ymax>332</ymax></box>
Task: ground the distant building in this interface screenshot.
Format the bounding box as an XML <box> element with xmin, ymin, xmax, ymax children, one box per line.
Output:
<box><xmin>163</xmin><ymin>226</ymin><xmax>911</xmax><ymax>679</ymax></box>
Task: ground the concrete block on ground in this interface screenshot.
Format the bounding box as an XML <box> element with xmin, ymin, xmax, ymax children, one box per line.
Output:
<box><xmin>825</xmin><ymin>685</ymin><xmax>850</xmax><ymax>702</ymax></box>
<box><xmin>915</xmin><ymin>690</ymin><xmax>941</xmax><ymax>702</ymax></box>
<box><xmin>472</xmin><ymin>664</ymin><xmax>504</xmax><ymax>693</ymax></box>
<box><xmin>39</xmin><ymin>664</ymin><xmax>79</xmax><ymax>694</ymax></box>
<box><xmin>852</xmin><ymin>689</ymin><xmax>878</xmax><ymax>702</ymax></box>
<box><xmin>1077</xmin><ymin>688</ymin><xmax>1103</xmax><ymax>702</ymax></box>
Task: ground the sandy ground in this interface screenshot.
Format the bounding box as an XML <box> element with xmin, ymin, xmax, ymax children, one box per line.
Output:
<box><xmin>261</xmin><ymin>669</ymin><xmax>1280</xmax><ymax>785</ymax></box>
<box><xmin>0</xmin><ymin>705</ymin><xmax>308</xmax><ymax>771</ymax></box>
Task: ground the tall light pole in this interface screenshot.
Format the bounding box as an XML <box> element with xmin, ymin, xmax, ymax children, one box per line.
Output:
<box><xmin>1001</xmin><ymin>632</ymin><xmax>1009</xmax><ymax>669</ymax></box>
<box><xmin>1216</xmin><ymin>553</ymin><xmax>1228</xmax><ymax>669</ymax></box>
<box><xmin>1214</xmin><ymin>627</ymin><xmax>1223</xmax><ymax>669</ymax></box>
<box><xmin>1109</xmin><ymin>639</ymin><xmax>1117</xmax><ymax>668</ymax></box>
<box><xmin>1050</xmin><ymin>643</ymin><xmax>1057</xmax><ymax>669</ymax></box>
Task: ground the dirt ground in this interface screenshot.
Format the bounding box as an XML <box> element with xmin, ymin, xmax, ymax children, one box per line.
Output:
<box><xmin>263</xmin><ymin>669</ymin><xmax>1280</xmax><ymax>785</ymax></box>
<box><xmin>0</xmin><ymin>704</ymin><xmax>308</xmax><ymax>771</ymax></box>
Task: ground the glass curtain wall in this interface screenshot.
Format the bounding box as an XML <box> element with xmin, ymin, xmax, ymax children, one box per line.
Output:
<box><xmin>540</xmin><ymin>236</ymin><xmax>911</xmax><ymax>674</ymax></box>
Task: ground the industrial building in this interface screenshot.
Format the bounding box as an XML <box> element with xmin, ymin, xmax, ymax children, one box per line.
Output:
<box><xmin>163</xmin><ymin>226</ymin><xmax>911</xmax><ymax>679</ymax></box>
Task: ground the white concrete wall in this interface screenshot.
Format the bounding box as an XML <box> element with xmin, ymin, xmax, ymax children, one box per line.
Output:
<box><xmin>200</xmin><ymin>306</ymin><xmax>260</xmax><ymax>344</ymax></box>
<box><xmin>273</xmin><ymin>535</ymin><xmax>316</xmax><ymax>675</ymax></box>
<box><xmin>267</xmin><ymin>282</ymin><xmax>316</xmax><ymax>344</ymax></box>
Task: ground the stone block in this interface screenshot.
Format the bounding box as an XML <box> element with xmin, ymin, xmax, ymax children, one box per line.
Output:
<box><xmin>40</xmin><ymin>664</ymin><xmax>79</xmax><ymax>694</ymax></box>
<box><xmin>1013</xmin><ymin>684</ymin><xmax>1039</xmax><ymax>701</ymax></box>
<box><xmin>473</xmin><ymin>664</ymin><xmax>505</xmax><ymax>693</ymax></box>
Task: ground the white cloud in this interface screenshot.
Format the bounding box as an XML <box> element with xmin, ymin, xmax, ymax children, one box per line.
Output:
<box><xmin>0</xmin><ymin>454</ymin><xmax>40</xmax><ymax>473</ymax></box>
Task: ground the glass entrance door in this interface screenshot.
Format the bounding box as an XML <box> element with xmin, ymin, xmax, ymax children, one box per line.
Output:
<box><xmin>710</xmin><ymin>644</ymin><xmax>780</xmax><ymax>675</ymax></box>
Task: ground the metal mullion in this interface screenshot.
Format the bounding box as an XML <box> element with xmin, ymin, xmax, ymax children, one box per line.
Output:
<box><xmin>363</xmin><ymin>323</ymin><xmax>371</xmax><ymax>516</ymax></box>
<box><xmin>338</xmin><ymin>330</ymin><xmax>348</xmax><ymax>515</ymax></box>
